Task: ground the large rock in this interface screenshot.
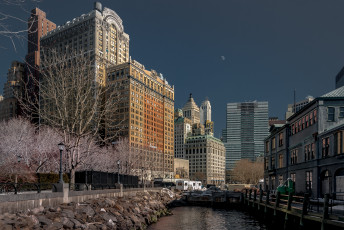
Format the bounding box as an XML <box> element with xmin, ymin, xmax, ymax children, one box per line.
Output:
<box><xmin>37</xmin><ymin>215</ymin><xmax>52</xmax><ymax>226</ymax></box>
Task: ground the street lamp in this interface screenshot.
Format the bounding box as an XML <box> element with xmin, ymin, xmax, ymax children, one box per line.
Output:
<box><xmin>141</xmin><ymin>167</ymin><xmax>144</xmax><ymax>187</ymax></box>
<box><xmin>15</xmin><ymin>155</ymin><xmax>22</xmax><ymax>185</ymax></box>
<box><xmin>117</xmin><ymin>160</ymin><xmax>120</xmax><ymax>184</ymax></box>
<box><xmin>58</xmin><ymin>142</ymin><xmax>65</xmax><ymax>183</ymax></box>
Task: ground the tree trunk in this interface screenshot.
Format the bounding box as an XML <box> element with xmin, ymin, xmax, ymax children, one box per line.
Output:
<box><xmin>70</xmin><ymin>167</ymin><xmax>76</xmax><ymax>190</ymax></box>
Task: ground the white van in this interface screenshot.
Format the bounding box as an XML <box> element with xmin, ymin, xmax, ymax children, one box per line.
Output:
<box><xmin>176</xmin><ymin>180</ymin><xmax>189</xmax><ymax>190</ymax></box>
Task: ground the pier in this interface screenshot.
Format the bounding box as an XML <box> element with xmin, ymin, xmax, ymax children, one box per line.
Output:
<box><xmin>242</xmin><ymin>189</ymin><xmax>344</xmax><ymax>230</ymax></box>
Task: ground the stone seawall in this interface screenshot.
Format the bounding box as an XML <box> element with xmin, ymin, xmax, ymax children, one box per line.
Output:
<box><xmin>0</xmin><ymin>189</ymin><xmax>177</xmax><ymax>229</ymax></box>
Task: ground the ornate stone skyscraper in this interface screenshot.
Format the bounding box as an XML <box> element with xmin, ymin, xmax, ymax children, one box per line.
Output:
<box><xmin>200</xmin><ymin>97</ymin><xmax>211</xmax><ymax>125</ymax></box>
<box><xmin>182</xmin><ymin>94</ymin><xmax>200</xmax><ymax>125</ymax></box>
<box><xmin>40</xmin><ymin>2</ymin><xmax>130</xmax><ymax>85</ymax></box>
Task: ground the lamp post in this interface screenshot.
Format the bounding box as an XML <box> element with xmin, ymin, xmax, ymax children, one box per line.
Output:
<box><xmin>117</xmin><ymin>160</ymin><xmax>120</xmax><ymax>184</ymax></box>
<box><xmin>15</xmin><ymin>155</ymin><xmax>22</xmax><ymax>185</ymax></box>
<box><xmin>58</xmin><ymin>142</ymin><xmax>65</xmax><ymax>183</ymax></box>
<box><xmin>141</xmin><ymin>167</ymin><xmax>144</xmax><ymax>187</ymax></box>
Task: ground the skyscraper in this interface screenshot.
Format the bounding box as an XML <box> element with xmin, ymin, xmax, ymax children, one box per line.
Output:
<box><xmin>106</xmin><ymin>60</ymin><xmax>174</xmax><ymax>178</ymax></box>
<box><xmin>40</xmin><ymin>2</ymin><xmax>129</xmax><ymax>85</ymax></box>
<box><xmin>200</xmin><ymin>97</ymin><xmax>211</xmax><ymax>125</ymax></box>
<box><xmin>182</xmin><ymin>94</ymin><xmax>200</xmax><ymax>125</ymax></box>
<box><xmin>25</xmin><ymin>8</ymin><xmax>56</xmax><ymax>100</ymax></box>
<box><xmin>174</xmin><ymin>110</ymin><xmax>192</xmax><ymax>159</ymax></box>
<box><xmin>224</xmin><ymin>101</ymin><xmax>269</xmax><ymax>170</ymax></box>
<box><xmin>0</xmin><ymin>61</ymin><xmax>25</xmax><ymax>121</ymax></box>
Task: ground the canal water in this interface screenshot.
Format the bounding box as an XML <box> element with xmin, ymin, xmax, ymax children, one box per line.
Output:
<box><xmin>148</xmin><ymin>206</ymin><xmax>268</xmax><ymax>230</ymax></box>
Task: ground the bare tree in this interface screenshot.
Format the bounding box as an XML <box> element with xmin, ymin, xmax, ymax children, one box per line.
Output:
<box><xmin>18</xmin><ymin>48</ymin><xmax>124</xmax><ymax>187</ymax></box>
<box><xmin>0</xmin><ymin>0</ymin><xmax>38</xmax><ymax>51</ymax></box>
<box><xmin>231</xmin><ymin>159</ymin><xmax>264</xmax><ymax>184</ymax></box>
<box><xmin>0</xmin><ymin>117</ymin><xmax>61</xmax><ymax>182</ymax></box>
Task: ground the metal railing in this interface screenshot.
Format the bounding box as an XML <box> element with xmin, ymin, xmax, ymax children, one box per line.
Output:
<box><xmin>0</xmin><ymin>183</ymin><xmax>56</xmax><ymax>194</ymax></box>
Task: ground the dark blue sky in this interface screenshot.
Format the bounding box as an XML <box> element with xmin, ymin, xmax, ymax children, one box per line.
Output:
<box><xmin>0</xmin><ymin>0</ymin><xmax>342</xmax><ymax>137</ymax></box>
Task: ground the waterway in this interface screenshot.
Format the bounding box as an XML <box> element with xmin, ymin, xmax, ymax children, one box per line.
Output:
<box><xmin>148</xmin><ymin>206</ymin><xmax>268</xmax><ymax>230</ymax></box>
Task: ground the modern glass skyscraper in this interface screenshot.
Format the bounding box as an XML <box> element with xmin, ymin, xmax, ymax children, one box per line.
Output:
<box><xmin>224</xmin><ymin>101</ymin><xmax>269</xmax><ymax>170</ymax></box>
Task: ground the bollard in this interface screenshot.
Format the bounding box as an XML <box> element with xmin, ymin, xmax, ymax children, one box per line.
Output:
<box><xmin>264</xmin><ymin>190</ymin><xmax>270</xmax><ymax>214</ymax></box>
<box><xmin>258</xmin><ymin>190</ymin><xmax>263</xmax><ymax>210</ymax></box>
<box><xmin>249</xmin><ymin>189</ymin><xmax>252</xmax><ymax>206</ymax></box>
<box><xmin>253</xmin><ymin>190</ymin><xmax>257</xmax><ymax>208</ymax></box>
<box><xmin>321</xmin><ymin>193</ymin><xmax>329</xmax><ymax>230</ymax></box>
<box><xmin>300</xmin><ymin>193</ymin><xmax>309</xmax><ymax>227</ymax></box>
<box><xmin>284</xmin><ymin>192</ymin><xmax>293</xmax><ymax>229</ymax></box>
<box><xmin>274</xmin><ymin>191</ymin><xmax>280</xmax><ymax>216</ymax></box>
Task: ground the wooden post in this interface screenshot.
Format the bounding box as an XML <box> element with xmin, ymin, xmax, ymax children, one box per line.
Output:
<box><xmin>258</xmin><ymin>190</ymin><xmax>263</xmax><ymax>210</ymax></box>
<box><xmin>264</xmin><ymin>190</ymin><xmax>270</xmax><ymax>214</ymax></box>
<box><xmin>249</xmin><ymin>189</ymin><xmax>252</xmax><ymax>206</ymax></box>
<box><xmin>284</xmin><ymin>192</ymin><xmax>293</xmax><ymax>229</ymax></box>
<box><xmin>274</xmin><ymin>191</ymin><xmax>280</xmax><ymax>216</ymax></box>
<box><xmin>321</xmin><ymin>193</ymin><xmax>329</xmax><ymax>230</ymax></box>
<box><xmin>300</xmin><ymin>193</ymin><xmax>309</xmax><ymax>227</ymax></box>
<box><xmin>253</xmin><ymin>190</ymin><xmax>257</xmax><ymax>208</ymax></box>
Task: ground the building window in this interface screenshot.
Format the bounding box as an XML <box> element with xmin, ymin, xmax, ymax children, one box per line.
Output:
<box><xmin>328</xmin><ymin>107</ymin><xmax>335</xmax><ymax>122</ymax></box>
<box><xmin>278</xmin><ymin>154</ymin><xmax>283</xmax><ymax>168</ymax></box>
<box><xmin>279</xmin><ymin>133</ymin><xmax>283</xmax><ymax>146</ymax></box>
<box><xmin>306</xmin><ymin>171</ymin><xmax>312</xmax><ymax>193</ymax></box>
<box><xmin>311</xmin><ymin>143</ymin><xmax>315</xmax><ymax>159</ymax></box>
<box><xmin>279</xmin><ymin>175</ymin><xmax>283</xmax><ymax>186</ymax></box>
<box><xmin>340</xmin><ymin>107</ymin><xmax>344</xmax><ymax>118</ymax></box>
<box><xmin>272</xmin><ymin>137</ymin><xmax>276</xmax><ymax>150</ymax></box>
<box><xmin>314</xmin><ymin>110</ymin><xmax>317</xmax><ymax>123</ymax></box>
<box><xmin>290</xmin><ymin>173</ymin><xmax>296</xmax><ymax>182</ymax></box>
<box><xmin>302</xmin><ymin>117</ymin><xmax>305</xmax><ymax>129</ymax></box>
<box><xmin>291</xmin><ymin>149</ymin><xmax>298</xmax><ymax>165</ymax></box>
<box><xmin>334</xmin><ymin>131</ymin><xmax>343</xmax><ymax>155</ymax></box>
<box><xmin>292</xmin><ymin>124</ymin><xmax>295</xmax><ymax>135</ymax></box>
<box><xmin>310</xmin><ymin>112</ymin><xmax>313</xmax><ymax>125</ymax></box>
<box><xmin>306</xmin><ymin>115</ymin><xmax>309</xmax><ymax>127</ymax></box>
<box><xmin>322</xmin><ymin>137</ymin><xmax>330</xmax><ymax>157</ymax></box>
<box><xmin>265</xmin><ymin>141</ymin><xmax>269</xmax><ymax>153</ymax></box>
<box><xmin>264</xmin><ymin>157</ymin><xmax>268</xmax><ymax>170</ymax></box>
<box><xmin>271</xmin><ymin>156</ymin><xmax>275</xmax><ymax>169</ymax></box>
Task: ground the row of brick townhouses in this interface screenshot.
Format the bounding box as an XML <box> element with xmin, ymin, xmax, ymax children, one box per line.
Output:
<box><xmin>264</xmin><ymin>86</ymin><xmax>344</xmax><ymax>199</ymax></box>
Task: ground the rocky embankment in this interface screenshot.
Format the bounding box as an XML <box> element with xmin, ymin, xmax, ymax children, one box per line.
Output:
<box><xmin>0</xmin><ymin>189</ymin><xmax>179</xmax><ymax>229</ymax></box>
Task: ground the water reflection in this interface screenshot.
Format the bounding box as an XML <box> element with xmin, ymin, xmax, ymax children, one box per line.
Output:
<box><xmin>148</xmin><ymin>206</ymin><xmax>267</xmax><ymax>230</ymax></box>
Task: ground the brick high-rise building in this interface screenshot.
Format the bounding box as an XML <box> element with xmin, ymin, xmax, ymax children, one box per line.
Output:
<box><xmin>106</xmin><ymin>60</ymin><xmax>174</xmax><ymax>179</ymax></box>
<box><xmin>25</xmin><ymin>8</ymin><xmax>56</xmax><ymax>101</ymax></box>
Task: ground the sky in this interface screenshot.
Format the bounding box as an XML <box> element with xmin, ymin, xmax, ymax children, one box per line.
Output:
<box><xmin>0</xmin><ymin>0</ymin><xmax>343</xmax><ymax>137</ymax></box>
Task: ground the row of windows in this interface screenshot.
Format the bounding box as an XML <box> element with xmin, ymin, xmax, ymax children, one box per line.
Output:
<box><xmin>291</xmin><ymin>109</ymin><xmax>317</xmax><ymax>135</ymax></box>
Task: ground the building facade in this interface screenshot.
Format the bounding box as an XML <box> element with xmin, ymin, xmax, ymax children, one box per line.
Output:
<box><xmin>182</xmin><ymin>94</ymin><xmax>200</xmax><ymax>125</ymax></box>
<box><xmin>40</xmin><ymin>2</ymin><xmax>129</xmax><ymax>86</ymax></box>
<box><xmin>106</xmin><ymin>60</ymin><xmax>174</xmax><ymax>178</ymax></box>
<box><xmin>200</xmin><ymin>98</ymin><xmax>211</xmax><ymax>125</ymax></box>
<box><xmin>264</xmin><ymin>86</ymin><xmax>344</xmax><ymax>199</ymax></box>
<box><xmin>174</xmin><ymin>158</ymin><xmax>189</xmax><ymax>179</ymax></box>
<box><xmin>285</xmin><ymin>96</ymin><xmax>314</xmax><ymax>119</ymax></box>
<box><xmin>184</xmin><ymin>135</ymin><xmax>225</xmax><ymax>185</ymax></box>
<box><xmin>174</xmin><ymin>115</ymin><xmax>192</xmax><ymax>159</ymax></box>
<box><xmin>26</xmin><ymin>8</ymin><xmax>56</xmax><ymax>87</ymax></box>
<box><xmin>0</xmin><ymin>61</ymin><xmax>25</xmax><ymax>121</ymax></box>
<box><xmin>224</xmin><ymin>101</ymin><xmax>269</xmax><ymax>170</ymax></box>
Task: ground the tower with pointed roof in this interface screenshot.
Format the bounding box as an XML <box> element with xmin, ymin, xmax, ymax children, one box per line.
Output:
<box><xmin>182</xmin><ymin>93</ymin><xmax>200</xmax><ymax>125</ymax></box>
